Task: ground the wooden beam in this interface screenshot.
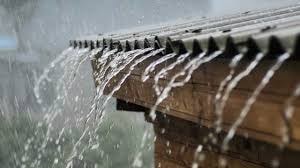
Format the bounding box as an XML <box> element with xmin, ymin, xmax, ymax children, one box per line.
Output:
<box><xmin>116</xmin><ymin>99</ymin><xmax>148</xmax><ymax>112</ymax></box>
<box><xmin>96</xmin><ymin>56</ymin><xmax>300</xmax><ymax>150</ymax></box>
<box><xmin>152</xmin><ymin>113</ymin><xmax>300</xmax><ymax>168</ymax></box>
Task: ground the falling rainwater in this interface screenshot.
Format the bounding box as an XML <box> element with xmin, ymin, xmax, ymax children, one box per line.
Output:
<box><xmin>222</xmin><ymin>52</ymin><xmax>291</xmax><ymax>151</ymax></box>
<box><xmin>132</xmin><ymin>127</ymin><xmax>153</xmax><ymax>168</ymax></box>
<box><xmin>86</xmin><ymin>49</ymin><xmax>138</xmax><ymax>124</ymax></box>
<box><xmin>153</xmin><ymin>52</ymin><xmax>190</xmax><ymax>95</ymax></box>
<box><xmin>281</xmin><ymin>83</ymin><xmax>300</xmax><ymax>148</ymax></box>
<box><xmin>66</xmin><ymin>50</ymin><xmax>141</xmax><ymax>165</ymax></box>
<box><xmin>214</xmin><ymin>52</ymin><xmax>264</xmax><ymax>133</ymax></box>
<box><xmin>98</xmin><ymin>48</ymin><xmax>164</xmax><ymax>115</ymax></box>
<box><xmin>34</xmin><ymin>48</ymin><xmax>90</xmax><ymax>138</ymax></box>
<box><xmin>34</xmin><ymin>47</ymin><xmax>74</xmax><ymax>104</ymax></box>
<box><xmin>22</xmin><ymin>47</ymin><xmax>95</xmax><ymax>168</ymax></box>
<box><xmin>68</xmin><ymin>48</ymin><xmax>104</xmax><ymax>90</ymax></box>
<box><xmin>214</xmin><ymin>54</ymin><xmax>244</xmax><ymax>110</ymax></box>
<box><xmin>93</xmin><ymin>48</ymin><xmax>153</xmax><ymax>121</ymax></box>
<box><xmin>213</xmin><ymin>54</ymin><xmax>245</xmax><ymax>133</ymax></box>
<box><xmin>142</xmin><ymin>52</ymin><xmax>177</xmax><ymax>82</ymax></box>
<box><xmin>65</xmin><ymin>48</ymin><xmax>156</xmax><ymax>166</ymax></box>
<box><xmin>94</xmin><ymin>48</ymin><xmax>118</xmax><ymax>81</ymax></box>
<box><xmin>89</xmin><ymin>48</ymin><xmax>164</xmax><ymax>145</ymax></box>
<box><xmin>149</xmin><ymin>51</ymin><xmax>222</xmax><ymax>120</ymax></box>
<box><xmin>192</xmin><ymin>53</ymin><xmax>245</xmax><ymax>164</ymax></box>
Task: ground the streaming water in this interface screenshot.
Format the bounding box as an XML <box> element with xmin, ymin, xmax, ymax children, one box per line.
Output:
<box><xmin>34</xmin><ymin>47</ymin><xmax>91</xmax><ymax>119</ymax></box>
<box><xmin>93</xmin><ymin>48</ymin><xmax>153</xmax><ymax>121</ymax></box>
<box><xmin>66</xmin><ymin>48</ymin><xmax>155</xmax><ymax>166</ymax></box>
<box><xmin>67</xmin><ymin>48</ymin><xmax>104</xmax><ymax>90</ymax></box>
<box><xmin>55</xmin><ymin>48</ymin><xmax>100</xmax><ymax>111</ymax></box>
<box><xmin>93</xmin><ymin>49</ymin><xmax>119</xmax><ymax>85</ymax></box>
<box><xmin>24</xmin><ymin>48</ymin><xmax>94</xmax><ymax>168</ymax></box>
<box><xmin>25</xmin><ymin>37</ymin><xmax>296</xmax><ymax>167</ymax></box>
<box><xmin>86</xmin><ymin>49</ymin><xmax>138</xmax><ymax>123</ymax></box>
<box><xmin>132</xmin><ymin>127</ymin><xmax>152</xmax><ymax>168</ymax></box>
<box><xmin>98</xmin><ymin>48</ymin><xmax>164</xmax><ymax>115</ymax></box>
<box><xmin>153</xmin><ymin>52</ymin><xmax>190</xmax><ymax>95</ymax></box>
<box><xmin>214</xmin><ymin>53</ymin><xmax>264</xmax><ymax>133</ymax></box>
<box><xmin>192</xmin><ymin>145</ymin><xmax>204</xmax><ymax>168</ymax></box>
<box><xmin>45</xmin><ymin>48</ymin><xmax>104</xmax><ymax>167</ymax></box>
<box><xmin>77</xmin><ymin>48</ymin><xmax>119</xmax><ymax>125</ymax></box>
<box><xmin>222</xmin><ymin>53</ymin><xmax>291</xmax><ymax>151</ymax></box>
<box><xmin>191</xmin><ymin>54</ymin><xmax>245</xmax><ymax>163</ymax></box>
<box><xmin>76</xmin><ymin>48</ymin><xmax>162</xmax><ymax>168</ymax></box>
<box><xmin>141</xmin><ymin>53</ymin><xmax>177</xmax><ymax>82</ymax></box>
<box><xmin>281</xmin><ymin>83</ymin><xmax>300</xmax><ymax>148</ymax></box>
<box><xmin>192</xmin><ymin>54</ymin><xmax>245</xmax><ymax>151</ymax></box>
<box><xmin>34</xmin><ymin>47</ymin><xmax>74</xmax><ymax>104</ymax></box>
<box><xmin>214</xmin><ymin>54</ymin><xmax>244</xmax><ymax>132</ymax></box>
<box><xmin>89</xmin><ymin>48</ymin><xmax>164</xmax><ymax>142</ymax></box>
<box><xmin>34</xmin><ymin>47</ymin><xmax>90</xmax><ymax>136</ymax></box>
<box><xmin>149</xmin><ymin>51</ymin><xmax>222</xmax><ymax>120</ymax></box>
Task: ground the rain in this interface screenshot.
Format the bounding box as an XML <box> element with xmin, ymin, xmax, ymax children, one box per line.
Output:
<box><xmin>1</xmin><ymin>0</ymin><xmax>300</xmax><ymax>168</ymax></box>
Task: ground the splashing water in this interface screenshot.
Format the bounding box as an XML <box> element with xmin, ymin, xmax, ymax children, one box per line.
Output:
<box><xmin>153</xmin><ymin>52</ymin><xmax>190</xmax><ymax>95</ymax></box>
<box><xmin>192</xmin><ymin>54</ymin><xmax>245</xmax><ymax>158</ymax></box>
<box><xmin>192</xmin><ymin>145</ymin><xmax>204</xmax><ymax>168</ymax></box>
<box><xmin>94</xmin><ymin>49</ymin><xmax>118</xmax><ymax>79</ymax></box>
<box><xmin>142</xmin><ymin>52</ymin><xmax>177</xmax><ymax>82</ymax></box>
<box><xmin>89</xmin><ymin>48</ymin><xmax>164</xmax><ymax>142</ymax></box>
<box><xmin>132</xmin><ymin>127</ymin><xmax>153</xmax><ymax>168</ymax></box>
<box><xmin>54</xmin><ymin>48</ymin><xmax>100</xmax><ymax>111</ymax></box>
<box><xmin>214</xmin><ymin>53</ymin><xmax>264</xmax><ymax>133</ymax></box>
<box><xmin>48</xmin><ymin>48</ymin><xmax>103</xmax><ymax>161</ymax></box>
<box><xmin>33</xmin><ymin>48</ymin><xmax>140</xmax><ymax>168</ymax></box>
<box><xmin>93</xmin><ymin>48</ymin><xmax>153</xmax><ymax>121</ymax></box>
<box><xmin>214</xmin><ymin>54</ymin><xmax>244</xmax><ymax>106</ymax></box>
<box><xmin>34</xmin><ymin>47</ymin><xmax>92</xmax><ymax>114</ymax></box>
<box><xmin>32</xmin><ymin>48</ymin><xmax>91</xmax><ymax>155</ymax></box>
<box><xmin>98</xmin><ymin>48</ymin><xmax>164</xmax><ymax>115</ymax></box>
<box><xmin>34</xmin><ymin>47</ymin><xmax>74</xmax><ymax>104</ymax></box>
<box><xmin>281</xmin><ymin>83</ymin><xmax>300</xmax><ymax>148</ymax></box>
<box><xmin>65</xmin><ymin>48</ymin><xmax>154</xmax><ymax>166</ymax></box>
<box><xmin>67</xmin><ymin>48</ymin><xmax>104</xmax><ymax>90</ymax></box>
<box><xmin>86</xmin><ymin>49</ymin><xmax>140</xmax><ymax>123</ymax></box>
<box><xmin>25</xmin><ymin>33</ymin><xmax>295</xmax><ymax>167</ymax></box>
<box><xmin>149</xmin><ymin>51</ymin><xmax>222</xmax><ymax>120</ymax></box>
<box><xmin>222</xmin><ymin>53</ymin><xmax>291</xmax><ymax>151</ymax></box>
<box><xmin>213</xmin><ymin>54</ymin><xmax>244</xmax><ymax>132</ymax></box>
<box><xmin>23</xmin><ymin>47</ymin><xmax>95</xmax><ymax>167</ymax></box>
<box><xmin>68</xmin><ymin>49</ymin><xmax>141</xmax><ymax>152</ymax></box>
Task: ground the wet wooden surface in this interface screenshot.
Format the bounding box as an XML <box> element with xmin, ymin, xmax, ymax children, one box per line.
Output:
<box><xmin>152</xmin><ymin>113</ymin><xmax>300</xmax><ymax>168</ymax></box>
<box><xmin>97</xmin><ymin>55</ymin><xmax>300</xmax><ymax>149</ymax></box>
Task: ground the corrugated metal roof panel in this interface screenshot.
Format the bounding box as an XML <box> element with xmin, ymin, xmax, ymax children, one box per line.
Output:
<box><xmin>70</xmin><ymin>4</ymin><xmax>300</xmax><ymax>58</ymax></box>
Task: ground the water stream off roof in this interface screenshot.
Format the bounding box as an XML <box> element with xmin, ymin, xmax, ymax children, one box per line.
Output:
<box><xmin>1</xmin><ymin>1</ymin><xmax>300</xmax><ymax>168</ymax></box>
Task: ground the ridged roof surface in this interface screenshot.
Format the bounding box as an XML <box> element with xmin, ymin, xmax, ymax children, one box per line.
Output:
<box><xmin>70</xmin><ymin>4</ymin><xmax>300</xmax><ymax>58</ymax></box>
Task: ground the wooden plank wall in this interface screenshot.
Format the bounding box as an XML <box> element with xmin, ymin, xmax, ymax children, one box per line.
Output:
<box><xmin>99</xmin><ymin>54</ymin><xmax>300</xmax><ymax>150</ymax></box>
<box><xmin>151</xmin><ymin>113</ymin><xmax>300</xmax><ymax>168</ymax></box>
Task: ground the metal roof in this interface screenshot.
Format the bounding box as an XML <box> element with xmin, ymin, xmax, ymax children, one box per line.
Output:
<box><xmin>70</xmin><ymin>4</ymin><xmax>300</xmax><ymax>58</ymax></box>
